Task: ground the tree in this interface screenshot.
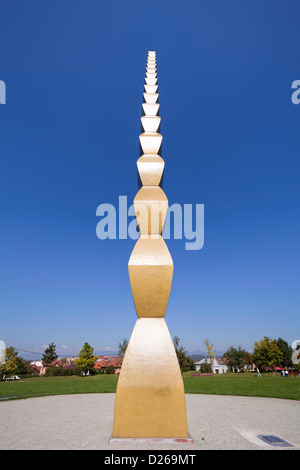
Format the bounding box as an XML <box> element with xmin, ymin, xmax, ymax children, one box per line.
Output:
<box><xmin>204</xmin><ymin>338</ymin><xmax>214</xmax><ymax>366</ymax></box>
<box><xmin>0</xmin><ymin>347</ymin><xmax>31</xmax><ymax>377</ymax></box>
<box><xmin>224</xmin><ymin>346</ymin><xmax>246</xmax><ymax>372</ymax></box>
<box><xmin>253</xmin><ymin>336</ymin><xmax>283</xmax><ymax>370</ymax></box>
<box><xmin>244</xmin><ymin>351</ymin><xmax>254</xmax><ymax>371</ymax></box>
<box><xmin>118</xmin><ymin>338</ymin><xmax>128</xmax><ymax>360</ymax></box>
<box><xmin>173</xmin><ymin>336</ymin><xmax>195</xmax><ymax>372</ymax></box>
<box><xmin>275</xmin><ymin>338</ymin><xmax>292</xmax><ymax>367</ymax></box>
<box><xmin>15</xmin><ymin>356</ymin><xmax>31</xmax><ymax>375</ymax></box>
<box><xmin>42</xmin><ymin>343</ymin><xmax>58</xmax><ymax>365</ymax></box>
<box><xmin>76</xmin><ymin>342</ymin><xmax>97</xmax><ymax>375</ymax></box>
<box><xmin>2</xmin><ymin>347</ymin><xmax>18</xmax><ymax>377</ymax></box>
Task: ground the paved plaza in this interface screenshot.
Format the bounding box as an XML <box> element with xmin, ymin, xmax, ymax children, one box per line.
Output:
<box><xmin>1</xmin><ymin>393</ymin><xmax>299</xmax><ymax>450</ymax></box>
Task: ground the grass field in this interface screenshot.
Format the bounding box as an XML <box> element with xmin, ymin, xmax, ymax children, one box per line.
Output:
<box><xmin>183</xmin><ymin>373</ymin><xmax>300</xmax><ymax>400</ymax></box>
<box><xmin>0</xmin><ymin>372</ymin><xmax>299</xmax><ymax>402</ymax></box>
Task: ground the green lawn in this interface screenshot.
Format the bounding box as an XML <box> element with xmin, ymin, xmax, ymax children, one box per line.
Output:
<box><xmin>0</xmin><ymin>375</ymin><xmax>118</xmax><ymax>400</ymax></box>
<box><xmin>183</xmin><ymin>373</ymin><xmax>300</xmax><ymax>400</ymax></box>
<box><xmin>0</xmin><ymin>373</ymin><xmax>299</xmax><ymax>401</ymax></box>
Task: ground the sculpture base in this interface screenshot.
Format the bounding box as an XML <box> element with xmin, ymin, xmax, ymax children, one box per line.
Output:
<box><xmin>109</xmin><ymin>434</ymin><xmax>194</xmax><ymax>444</ymax></box>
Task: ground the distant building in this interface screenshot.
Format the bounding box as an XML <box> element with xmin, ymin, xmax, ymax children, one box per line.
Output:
<box><xmin>30</xmin><ymin>360</ymin><xmax>43</xmax><ymax>367</ymax></box>
<box><xmin>29</xmin><ymin>355</ymin><xmax>123</xmax><ymax>376</ymax></box>
<box><xmin>94</xmin><ymin>355</ymin><xmax>122</xmax><ymax>374</ymax></box>
<box><xmin>195</xmin><ymin>357</ymin><xmax>228</xmax><ymax>374</ymax></box>
<box><xmin>30</xmin><ymin>364</ymin><xmax>42</xmax><ymax>375</ymax></box>
<box><xmin>39</xmin><ymin>359</ymin><xmax>63</xmax><ymax>375</ymax></box>
<box><xmin>29</xmin><ymin>360</ymin><xmax>43</xmax><ymax>375</ymax></box>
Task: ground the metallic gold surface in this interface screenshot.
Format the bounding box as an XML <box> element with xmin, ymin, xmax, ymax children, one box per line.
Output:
<box><xmin>145</xmin><ymin>77</ymin><xmax>158</xmax><ymax>86</ymax></box>
<box><xmin>141</xmin><ymin>115</ymin><xmax>161</xmax><ymax>133</ymax></box>
<box><xmin>142</xmin><ymin>102</ymin><xmax>160</xmax><ymax>116</ymax></box>
<box><xmin>139</xmin><ymin>132</ymin><xmax>162</xmax><ymax>154</ymax></box>
<box><xmin>112</xmin><ymin>318</ymin><xmax>188</xmax><ymax>438</ymax></box>
<box><xmin>137</xmin><ymin>154</ymin><xmax>164</xmax><ymax>186</ymax></box>
<box><xmin>112</xmin><ymin>51</ymin><xmax>188</xmax><ymax>438</ymax></box>
<box><xmin>144</xmin><ymin>84</ymin><xmax>158</xmax><ymax>93</ymax></box>
<box><xmin>146</xmin><ymin>72</ymin><xmax>157</xmax><ymax>78</ymax></box>
<box><xmin>128</xmin><ymin>235</ymin><xmax>173</xmax><ymax>318</ymax></box>
<box><xmin>134</xmin><ymin>185</ymin><xmax>168</xmax><ymax>235</ymax></box>
<box><xmin>143</xmin><ymin>92</ymin><xmax>159</xmax><ymax>103</ymax></box>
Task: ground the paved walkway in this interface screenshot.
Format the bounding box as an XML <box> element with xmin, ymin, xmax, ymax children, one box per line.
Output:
<box><xmin>1</xmin><ymin>394</ymin><xmax>299</xmax><ymax>450</ymax></box>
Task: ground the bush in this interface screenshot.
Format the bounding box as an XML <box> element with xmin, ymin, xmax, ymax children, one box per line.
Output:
<box><xmin>200</xmin><ymin>363</ymin><xmax>212</xmax><ymax>373</ymax></box>
<box><xmin>105</xmin><ymin>365</ymin><xmax>115</xmax><ymax>374</ymax></box>
<box><xmin>45</xmin><ymin>366</ymin><xmax>64</xmax><ymax>377</ymax></box>
<box><xmin>44</xmin><ymin>366</ymin><xmax>79</xmax><ymax>377</ymax></box>
<box><xmin>67</xmin><ymin>366</ymin><xmax>81</xmax><ymax>376</ymax></box>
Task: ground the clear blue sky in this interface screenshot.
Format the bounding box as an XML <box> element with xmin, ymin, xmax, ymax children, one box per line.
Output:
<box><xmin>1</xmin><ymin>1</ymin><xmax>299</xmax><ymax>358</ymax></box>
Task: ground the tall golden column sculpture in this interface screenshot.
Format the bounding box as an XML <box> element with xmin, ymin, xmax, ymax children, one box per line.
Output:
<box><xmin>112</xmin><ymin>51</ymin><xmax>188</xmax><ymax>439</ymax></box>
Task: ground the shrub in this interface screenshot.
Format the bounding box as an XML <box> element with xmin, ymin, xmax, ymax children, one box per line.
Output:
<box><xmin>68</xmin><ymin>366</ymin><xmax>81</xmax><ymax>376</ymax></box>
<box><xmin>200</xmin><ymin>363</ymin><xmax>212</xmax><ymax>373</ymax></box>
<box><xmin>45</xmin><ymin>366</ymin><xmax>64</xmax><ymax>376</ymax></box>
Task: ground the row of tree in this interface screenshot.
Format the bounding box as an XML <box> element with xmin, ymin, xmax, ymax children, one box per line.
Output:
<box><xmin>42</xmin><ymin>336</ymin><xmax>300</xmax><ymax>374</ymax></box>
<box><xmin>0</xmin><ymin>343</ymin><xmax>101</xmax><ymax>378</ymax></box>
<box><xmin>224</xmin><ymin>337</ymin><xmax>300</xmax><ymax>372</ymax></box>
<box><xmin>2</xmin><ymin>335</ymin><xmax>299</xmax><ymax>378</ymax></box>
<box><xmin>172</xmin><ymin>336</ymin><xmax>300</xmax><ymax>373</ymax></box>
